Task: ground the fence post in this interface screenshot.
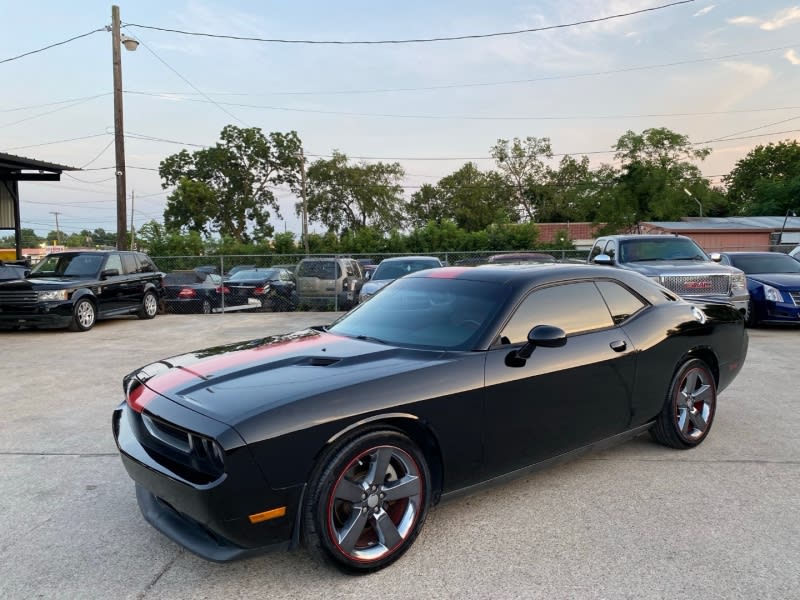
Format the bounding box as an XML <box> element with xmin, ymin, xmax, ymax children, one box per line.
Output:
<box><xmin>220</xmin><ymin>256</ymin><xmax>225</xmax><ymax>313</ymax></box>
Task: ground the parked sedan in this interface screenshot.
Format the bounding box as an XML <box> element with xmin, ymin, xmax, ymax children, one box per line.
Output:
<box><xmin>359</xmin><ymin>256</ymin><xmax>442</xmax><ymax>302</ymax></box>
<box><xmin>719</xmin><ymin>252</ymin><xmax>800</xmax><ymax>325</ymax></box>
<box><xmin>225</xmin><ymin>268</ymin><xmax>297</xmax><ymax>311</ymax></box>
<box><xmin>113</xmin><ymin>265</ymin><xmax>747</xmax><ymax>573</ymax></box>
<box><xmin>162</xmin><ymin>270</ymin><xmax>249</xmax><ymax>314</ymax></box>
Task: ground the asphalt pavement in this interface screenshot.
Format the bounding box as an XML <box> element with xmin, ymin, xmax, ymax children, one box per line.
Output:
<box><xmin>0</xmin><ymin>313</ymin><xmax>797</xmax><ymax>599</ymax></box>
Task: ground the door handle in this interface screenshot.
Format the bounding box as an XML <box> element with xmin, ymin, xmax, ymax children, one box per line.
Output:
<box><xmin>609</xmin><ymin>340</ymin><xmax>627</xmax><ymax>352</ymax></box>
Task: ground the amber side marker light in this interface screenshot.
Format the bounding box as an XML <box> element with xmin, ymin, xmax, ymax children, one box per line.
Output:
<box><xmin>248</xmin><ymin>506</ymin><xmax>286</xmax><ymax>524</ymax></box>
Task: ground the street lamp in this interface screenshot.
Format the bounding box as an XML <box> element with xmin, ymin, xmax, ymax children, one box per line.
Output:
<box><xmin>779</xmin><ymin>209</ymin><xmax>797</xmax><ymax>246</ymax></box>
<box><xmin>683</xmin><ymin>188</ymin><xmax>703</xmax><ymax>218</ymax></box>
<box><xmin>109</xmin><ymin>5</ymin><xmax>138</xmax><ymax>250</ymax></box>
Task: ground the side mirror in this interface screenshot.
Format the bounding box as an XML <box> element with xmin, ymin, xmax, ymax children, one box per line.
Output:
<box><xmin>709</xmin><ymin>252</ymin><xmax>722</xmax><ymax>262</ymax></box>
<box><xmin>517</xmin><ymin>325</ymin><xmax>567</xmax><ymax>359</ymax></box>
<box><xmin>100</xmin><ymin>268</ymin><xmax>120</xmax><ymax>279</ymax></box>
<box><xmin>593</xmin><ymin>253</ymin><xmax>614</xmax><ymax>265</ymax></box>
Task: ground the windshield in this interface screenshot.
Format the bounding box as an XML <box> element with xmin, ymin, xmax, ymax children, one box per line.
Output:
<box><xmin>229</xmin><ymin>269</ymin><xmax>279</xmax><ymax>280</ymax></box>
<box><xmin>29</xmin><ymin>254</ymin><xmax>104</xmax><ymax>277</ymax></box>
<box><xmin>619</xmin><ymin>238</ymin><xmax>708</xmax><ymax>262</ymax></box>
<box><xmin>730</xmin><ymin>254</ymin><xmax>800</xmax><ymax>274</ymax></box>
<box><xmin>329</xmin><ymin>277</ymin><xmax>508</xmax><ymax>350</ymax></box>
<box><xmin>372</xmin><ymin>259</ymin><xmax>441</xmax><ymax>281</ymax></box>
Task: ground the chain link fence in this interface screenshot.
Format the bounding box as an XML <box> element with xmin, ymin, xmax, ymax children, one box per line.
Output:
<box><xmin>150</xmin><ymin>250</ymin><xmax>590</xmax><ymax>315</ymax></box>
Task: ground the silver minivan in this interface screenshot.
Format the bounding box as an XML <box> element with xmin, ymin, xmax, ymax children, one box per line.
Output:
<box><xmin>296</xmin><ymin>257</ymin><xmax>364</xmax><ymax>310</ymax></box>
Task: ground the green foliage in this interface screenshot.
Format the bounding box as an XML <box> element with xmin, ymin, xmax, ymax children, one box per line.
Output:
<box><xmin>0</xmin><ymin>228</ymin><xmax>43</xmax><ymax>248</ymax></box>
<box><xmin>159</xmin><ymin>126</ymin><xmax>302</xmax><ymax>242</ymax></box>
<box><xmin>725</xmin><ymin>140</ymin><xmax>800</xmax><ymax>215</ymax></box>
<box><xmin>491</xmin><ymin>136</ymin><xmax>553</xmax><ymax>221</ymax></box>
<box><xmin>272</xmin><ymin>231</ymin><xmax>297</xmax><ymax>254</ymax></box>
<box><xmin>304</xmin><ymin>151</ymin><xmax>405</xmax><ymax>234</ymax></box>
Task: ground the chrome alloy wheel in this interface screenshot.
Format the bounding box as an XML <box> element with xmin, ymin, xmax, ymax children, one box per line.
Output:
<box><xmin>675</xmin><ymin>366</ymin><xmax>714</xmax><ymax>441</ymax></box>
<box><xmin>143</xmin><ymin>293</ymin><xmax>158</xmax><ymax>317</ymax></box>
<box><xmin>327</xmin><ymin>445</ymin><xmax>423</xmax><ymax>562</ymax></box>
<box><xmin>75</xmin><ymin>300</ymin><xmax>95</xmax><ymax>329</ymax></box>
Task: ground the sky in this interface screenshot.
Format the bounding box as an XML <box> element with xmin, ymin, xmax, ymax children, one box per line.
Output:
<box><xmin>2</xmin><ymin>0</ymin><xmax>800</xmax><ymax>240</ymax></box>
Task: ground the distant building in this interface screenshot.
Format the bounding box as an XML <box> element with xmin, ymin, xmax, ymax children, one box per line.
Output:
<box><xmin>640</xmin><ymin>216</ymin><xmax>800</xmax><ymax>252</ymax></box>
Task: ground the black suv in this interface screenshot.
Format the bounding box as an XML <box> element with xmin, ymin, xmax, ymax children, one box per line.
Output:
<box><xmin>0</xmin><ymin>251</ymin><xmax>163</xmax><ymax>331</ymax></box>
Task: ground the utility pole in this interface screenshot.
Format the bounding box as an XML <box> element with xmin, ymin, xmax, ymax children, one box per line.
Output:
<box><xmin>129</xmin><ymin>189</ymin><xmax>135</xmax><ymax>250</ymax></box>
<box><xmin>49</xmin><ymin>211</ymin><xmax>61</xmax><ymax>245</ymax></box>
<box><xmin>298</xmin><ymin>149</ymin><xmax>310</xmax><ymax>255</ymax></box>
<box><xmin>111</xmin><ymin>5</ymin><xmax>127</xmax><ymax>250</ymax></box>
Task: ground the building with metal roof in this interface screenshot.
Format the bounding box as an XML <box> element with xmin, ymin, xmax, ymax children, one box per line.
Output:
<box><xmin>640</xmin><ymin>216</ymin><xmax>800</xmax><ymax>252</ymax></box>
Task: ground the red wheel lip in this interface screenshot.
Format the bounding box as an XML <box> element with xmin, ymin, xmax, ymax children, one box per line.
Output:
<box><xmin>325</xmin><ymin>445</ymin><xmax>424</xmax><ymax>564</ymax></box>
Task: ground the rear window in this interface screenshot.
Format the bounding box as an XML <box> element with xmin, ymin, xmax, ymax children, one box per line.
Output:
<box><xmin>372</xmin><ymin>259</ymin><xmax>441</xmax><ymax>281</ymax></box>
<box><xmin>297</xmin><ymin>260</ymin><xmax>341</xmax><ymax>279</ymax></box>
<box><xmin>165</xmin><ymin>271</ymin><xmax>204</xmax><ymax>285</ymax></box>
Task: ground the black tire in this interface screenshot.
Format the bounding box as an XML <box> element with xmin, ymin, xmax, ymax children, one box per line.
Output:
<box><xmin>651</xmin><ymin>358</ymin><xmax>717</xmax><ymax>449</ymax></box>
<box><xmin>303</xmin><ymin>429</ymin><xmax>430</xmax><ymax>574</ymax></box>
<box><xmin>201</xmin><ymin>299</ymin><xmax>212</xmax><ymax>315</ymax></box>
<box><xmin>745</xmin><ymin>300</ymin><xmax>759</xmax><ymax>327</ymax></box>
<box><xmin>69</xmin><ymin>298</ymin><xmax>96</xmax><ymax>332</ymax></box>
<box><xmin>137</xmin><ymin>291</ymin><xmax>158</xmax><ymax>320</ymax></box>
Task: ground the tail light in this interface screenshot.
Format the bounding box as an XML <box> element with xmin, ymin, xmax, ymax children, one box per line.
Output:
<box><xmin>254</xmin><ymin>286</ymin><xmax>265</xmax><ymax>295</ymax></box>
<box><xmin>178</xmin><ymin>288</ymin><xmax>196</xmax><ymax>298</ymax></box>
<box><xmin>216</xmin><ymin>286</ymin><xmax>230</xmax><ymax>294</ymax></box>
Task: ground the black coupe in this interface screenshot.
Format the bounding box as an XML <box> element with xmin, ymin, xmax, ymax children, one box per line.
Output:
<box><xmin>113</xmin><ymin>265</ymin><xmax>748</xmax><ymax>573</ymax></box>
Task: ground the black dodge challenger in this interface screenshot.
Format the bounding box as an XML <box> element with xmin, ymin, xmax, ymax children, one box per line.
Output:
<box><xmin>113</xmin><ymin>265</ymin><xmax>748</xmax><ymax>573</ymax></box>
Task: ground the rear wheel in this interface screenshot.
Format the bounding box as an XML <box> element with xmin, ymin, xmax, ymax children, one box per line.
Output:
<box><xmin>69</xmin><ymin>298</ymin><xmax>96</xmax><ymax>332</ymax></box>
<box><xmin>651</xmin><ymin>358</ymin><xmax>717</xmax><ymax>449</ymax></box>
<box><xmin>137</xmin><ymin>291</ymin><xmax>158</xmax><ymax>320</ymax></box>
<box><xmin>201</xmin><ymin>299</ymin><xmax>212</xmax><ymax>315</ymax></box>
<box><xmin>304</xmin><ymin>430</ymin><xmax>430</xmax><ymax>573</ymax></box>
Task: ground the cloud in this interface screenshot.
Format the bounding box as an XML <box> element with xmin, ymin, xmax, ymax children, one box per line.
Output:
<box><xmin>761</xmin><ymin>6</ymin><xmax>800</xmax><ymax>30</ymax></box>
<box><xmin>693</xmin><ymin>5</ymin><xmax>716</xmax><ymax>17</ymax></box>
<box><xmin>785</xmin><ymin>49</ymin><xmax>800</xmax><ymax>65</ymax></box>
<box><xmin>727</xmin><ymin>16</ymin><xmax>760</xmax><ymax>25</ymax></box>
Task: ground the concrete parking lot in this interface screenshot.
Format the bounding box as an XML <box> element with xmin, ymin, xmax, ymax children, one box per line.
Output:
<box><xmin>0</xmin><ymin>313</ymin><xmax>798</xmax><ymax>599</ymax></box>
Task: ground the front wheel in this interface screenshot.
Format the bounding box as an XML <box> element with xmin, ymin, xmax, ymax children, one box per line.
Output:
<box><xmin>69</xmin><ymin>298</ymin><xmax>96</xmax><ymax>332</ymax></box>
<box><xmin>745</xmin><ymin>300</ymin><xmax>759</xmax><ymax>327</ymax></box>
<box><xmin>304</xmin><ymin>430</ymin><xmax>430</xmax><ymax>574</ymax></box>
<box><xmin>651</xmin><ymin>358</ymin><xmax>717</xmax><ymax>449</ymax></box>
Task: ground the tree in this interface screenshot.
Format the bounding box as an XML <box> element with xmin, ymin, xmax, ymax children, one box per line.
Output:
<box><xmin>303</xmin><ymin>151</ymin><xmax>405</xmax><ymax>234</ymax></box>
<box><xmin>491</xmin><ymin>136</ymin><xmax>553</xmax><ymax>221</ymax></box>
<box><xmin>437</xmin><ymin>163</ymin><xmax>515</xmax><ymax>231</ymax></box>
<box><xmin>406</xmin><ymin>184</ymin><xmax>448</xmax><ymax>229</ymax></box>
<box><xmin>159</xmin><ymin>125</ymin><xmax>303</xmax><ymax>243</ymax></box>
<box><xmin>606</xmin><ymin>127</ymin><xmax>714</xmax><ymax>227</ymax></box>
<box><xmin>725</xmin><ymin>140</ymin><xmax>800</xmax><ymax>215</ymax></box>
<box><xmin>0</xmin><ymin>228</ymin><xmax>42</xmax><ymax>248</ymax></box>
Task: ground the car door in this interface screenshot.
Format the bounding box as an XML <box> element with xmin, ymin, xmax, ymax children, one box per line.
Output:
<box><xmin>95</xmin><ymin>253</ymin><xmax>128</xmax><ymax>315</ymax></box>
<box><xmin>482</xmin><ymin>280</ymin><xmax>637</xmax><ymax>478</ymax></box>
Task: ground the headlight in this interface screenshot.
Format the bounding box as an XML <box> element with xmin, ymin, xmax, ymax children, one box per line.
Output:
<box><xmin>730</xmin><ymin>272</ymin><xmax>747</xmax><ymax>291</ymax></box>
<box><xmin>37</xmin><ymin>290</ymin><xmax>68</xmax><ymax>301</ymax></box>
<box><xmin>763</xmin><ymin>284</ymin><xmax>783</xmax><ymax>302</ymax></box>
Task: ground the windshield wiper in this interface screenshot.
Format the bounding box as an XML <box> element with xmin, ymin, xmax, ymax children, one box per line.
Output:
<box><xmin>353</xmin><ymin>334</ymin><xmax>389</xmax><ymax>345</ymax></box>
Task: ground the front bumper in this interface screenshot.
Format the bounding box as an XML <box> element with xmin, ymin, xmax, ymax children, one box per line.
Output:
<box><xmin>113</xmin><ymin>401</ymin><xmax>302</xmax><ymax>561</ymax></box>
<box><xmin>0</xmin><ymin>302</ymin><xmax>73</xmax><ymax>328</ymax></box>
<box><xmin>756</xmin><ymin>298</ymin><xmax>800</xmax><ymax>323</ymax></box>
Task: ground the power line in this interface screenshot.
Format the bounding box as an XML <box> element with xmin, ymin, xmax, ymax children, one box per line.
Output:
<box><xmin>78</xmin><ymin>139</ymin><xmax>116</xmax><ymax>169</ymax></box>
<box><xmin>125</xmin><ymin>43</ymin><xmax>800</xmax><ymax>97</ymax></box>
<box><xmin>5</xmin><ymin>133</ymin><xmax>109</xmax><ymax>152</ymax></box>
<box><xmin>0</xmin><ymin>28</ymin><xmax>106</xmax><ymax>65</ymax></box>
<box><xmin>123</xmin><ymin>1</ymin><xmax>693</xmax><ymax>45</ymax></box>
<box><xmin>64</xmin><ymin>172</ymin><xmax>117</xmax><ymax>185</ymax></box>
<box><xmin>128</xmin><ymin>31</ymin><xmax>248</xmax><ymax>127</ymax></box>
<box><xmin>0</xmin><ymin>95</ymin><xmax>107</xmax><ymax>129</ymax></box>
<box><xmin>0</xmin><ymin>93</ymin><xmax>113</xmax><ymax>113</ymax></box>
<box><xmin>127</xmin><ymin>90</ymin><xmax>800</xmax><ymax>122</ymax></box>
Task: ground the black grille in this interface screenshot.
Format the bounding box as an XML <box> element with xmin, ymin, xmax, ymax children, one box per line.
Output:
<box><xmin>0</xmin><ymin>290</ymin><xmax>37</xmax><ymax>307</ymax></box>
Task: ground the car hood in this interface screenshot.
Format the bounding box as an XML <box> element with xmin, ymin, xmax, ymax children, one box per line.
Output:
<box><xmin>361</xmin><ymin>279</ymin><xmax>393</xmax><ymax>295</ymax></box>
<box><xmin>747</xmin><ymin>273</ymin><xmax>800</xmax><ymax>288</ymax></box>
<box><xmin>128</xmin><ymin>329</ymin><xmax>453</xmax><ymax>428</ymax></box>
<box><xmin>621</xmin><ymin>261</ymin><xmax>734</xmax><ymax>276</ymax></box>
<box><xmin>0</xmin><ymin>276</ymin><xmax>97</xmax><ymax>290</ymax></box>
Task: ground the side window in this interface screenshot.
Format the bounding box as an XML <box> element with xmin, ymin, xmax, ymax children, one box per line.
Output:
<box><xmin>589</xmin><ymin>241</ymin><xmax>604</xmax><ymax>261</ymax></box>
<box><xmin>345</xmin><ymin>261</ymin><xmax>356</xmax><ymax>277</ymax></box>
<box><xmin>121</xmin><ymin>253</ymin><xmax>137</xmax><ymax>275</ymax></box>
<box><xmin>136</xmin><ymin>254</ymin><xmax>156</xmax><ymax>273</ymax></box>
<box><xmin>603</xmin><ymin>240</ymin><xmax>617</xmax><ymax>260</ymax></box>
<box><xmin>596</xmin><ymin>281</ymin><xmax>648</xmax><ymax>325</ymax></box>
<box><xmin>104</xmin><ymin>254</ymin><xmax>123</xmax><ymax>275</ymax></box>
<box><xmin>499</xmin><ymin>282</ymin><xmax>615</xmax><ymax>344</ymax></box>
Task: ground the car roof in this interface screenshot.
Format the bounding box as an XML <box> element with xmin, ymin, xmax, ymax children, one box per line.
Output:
<box><xmin>379</xmin><ymin>256</ymin><xmax>441</xmax><ymax>263</ymax></box>
<box><xmin>408</xmin><ymin>264</ymin><xmax>627</xmax><ymax>286</ymax></box>
<box><xmin>720</xmin><ymin>251</ymin><xmax>783</xmax><ymax>256</ymax></box>
<box><xmin>597</xmin><ymin>234</ymin><xmax>691</xmax><ymax>242</ymax></box>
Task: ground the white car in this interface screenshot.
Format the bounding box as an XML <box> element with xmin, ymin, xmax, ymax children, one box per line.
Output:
<box><xmin>359</xmin><ymin>256</ymin><xmax>442</xmax><ymax>303</ymax></box>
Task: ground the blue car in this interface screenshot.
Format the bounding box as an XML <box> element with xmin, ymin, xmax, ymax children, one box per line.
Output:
<box><xmin>719</xmin><ymin>252</ymin><xmax>800</xmax><ymax>326</ymax></box>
